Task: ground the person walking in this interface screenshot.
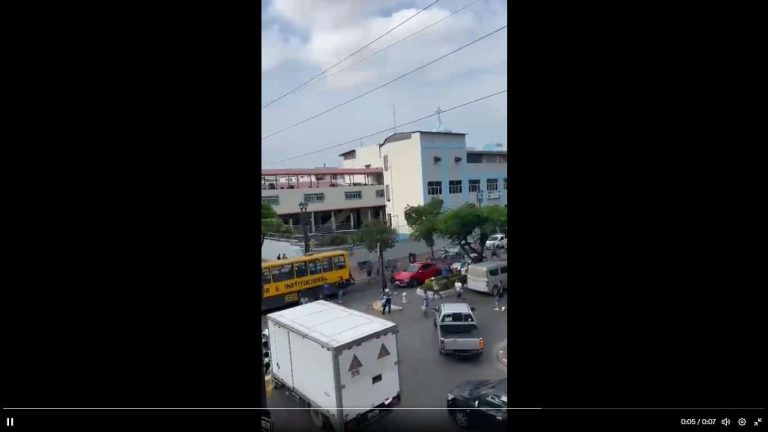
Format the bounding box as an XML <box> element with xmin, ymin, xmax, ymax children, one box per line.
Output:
<box><xmin>455</xmin><ymin>278</ymin><xmax>464</xmax><ymax>300</ymax></box>
<box><xmin>494</xmin><ymin>284</ymin><xmax>505</xmax><ymax>311</ymax></box>
<box><xmin>422</xmin><ymin>287</ymin><xmax>430</xmax><ymax>312</ymax></box>
<box><xmin>282</xmin><ymin>253</ymin><xmax>288</xmax><ymax>260</ymax></box>
<box><xmin>276</xmin><ymin>254</ymin><xmax>281</xmax><ymax>260</ymax></box>
<box><xmin>337</xmin><ymin>276</ymin><xmax>346</xmax><ymax>304</ymax></box>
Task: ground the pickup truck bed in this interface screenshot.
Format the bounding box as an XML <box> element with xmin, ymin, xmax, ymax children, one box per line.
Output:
<box><xmin>438</xmin><ymin>323</ymin><xmax>483</xmax><ymax>356</ymax></box>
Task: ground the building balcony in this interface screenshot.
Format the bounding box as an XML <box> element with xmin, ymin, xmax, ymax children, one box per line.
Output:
<box><xmin>261</xmin><ymin>184</ymin><xmax>385</xmax><ymax>215</ymax></box>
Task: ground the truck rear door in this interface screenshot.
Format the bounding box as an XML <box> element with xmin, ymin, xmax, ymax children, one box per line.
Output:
<box><xmin>339</xmin><ymin>332</ymin><xmax>401</xmax><ymax>421</ymax></box>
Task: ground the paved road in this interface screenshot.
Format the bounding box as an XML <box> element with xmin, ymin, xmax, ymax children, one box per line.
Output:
<box><xmin>262</xmin><ymin>275</ymin><xmax>508</xmax><ymax>432</ymax></box>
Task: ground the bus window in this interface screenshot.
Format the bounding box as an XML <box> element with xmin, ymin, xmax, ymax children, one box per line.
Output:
<box><xmin>280</xmin><ymin>264</ymin><xmax>294</xmax><ymax>281</ymax></box>
<box><xmin>308</xmin><ymin>259</ymin><xmax>321</xmax><ymax>275</ymax></box>
<box><xmin>500</xmin><ymin>266</ymin><xmax>508</xmax><ymax>274</ymax></box>
<box><xmin>320</xmin><ymin>257</ymin><xmax>332</xmax><ymax>273</ymax></box>
<box><xmin>294</xmin><ymin>261</ymin><xmax>308</xmax><ymax>277</ymax></box>
<box><xmin>332</xmin><ymin>255</ymin><xmax>346</xmax><ymax>270</ymax></box>
<box><xmin>271</xmin><ymin>267</ymin><xmax>282</xmax><ymax>282</ymax></box>
<box><xmin>262</xmin><ymin>268</ymin><xmax>272</xmax><ymax>284</ymax></box>
<box><xmin>272</xmin><ymin>264</ymin><xmax>294</xmax><ymax>282</ymax></box>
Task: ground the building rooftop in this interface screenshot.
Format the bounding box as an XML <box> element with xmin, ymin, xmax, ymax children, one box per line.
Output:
<box><xmin>380</xmin><ymin>131</ymin><xmax>467</xmax><ymax>147</ymax></box>
<box><xmin>262</xmin><ymin>167</ymin><xmax>383</xmax><ymax>176</ymax></box>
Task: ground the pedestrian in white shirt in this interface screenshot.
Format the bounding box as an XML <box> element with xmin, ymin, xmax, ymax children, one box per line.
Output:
<box><xmin>454</xmin><ymin>279</ymin><xmax>463</xmax><ymax>299</ymax></box>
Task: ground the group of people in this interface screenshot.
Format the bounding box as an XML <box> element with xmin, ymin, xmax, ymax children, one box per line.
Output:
<box><xmin>275</xmin><ymin>253</ymin><xmax>288</xmax><ymax>260</ymax></box>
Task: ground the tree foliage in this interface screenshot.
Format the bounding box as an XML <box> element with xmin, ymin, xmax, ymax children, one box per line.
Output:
<box><xmin>261</xmin><ymin>203</ymin><xmax>292</xmax><ymax>247</ymax></box>
<box><xmin>436</xmin><ymin>204</ymin><xmax>507</xmax><ymax>261</ymax></box>
<box><xmin>403</xmin><ymin>197</ymin><xmax>443</xmax><ymax>258</ymax></box>
<box><xmin>352</xmin><ymin>221</ymin><xmax>397</xmax><ymax>253</ymax></box>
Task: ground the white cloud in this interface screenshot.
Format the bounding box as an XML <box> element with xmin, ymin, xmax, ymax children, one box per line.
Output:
<box><xmin>261</xmin><ymin>0</ymin><xmax>507</xmax><ymax>168</ymax></box>
<box><xmin>262</xmin><ymin>25</ymin><xmax>303</xmax><ymax>72</ymax></box>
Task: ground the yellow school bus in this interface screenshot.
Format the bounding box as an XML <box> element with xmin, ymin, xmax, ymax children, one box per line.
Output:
<box><xmin>261</xmin><ymin>251</ymin><xmax>354</xmax><ymax>311</ymax></box>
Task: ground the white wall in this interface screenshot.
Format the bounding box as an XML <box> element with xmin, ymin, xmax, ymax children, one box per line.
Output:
<box><xmin>341</xmin><ymin>146</ymin><xmax>381</xmax><ymax>169</ymax></box>
<box><xmin>382</xmin><ymin>135</ymin><xmax>425</xmax><ymax>233</ymax></box>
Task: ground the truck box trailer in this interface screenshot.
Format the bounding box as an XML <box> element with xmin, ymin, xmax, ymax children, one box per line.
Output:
<box><xmin>266</xmin><ymin>300</ymin><xmax>402</xmax><ymax>431</ymax></box>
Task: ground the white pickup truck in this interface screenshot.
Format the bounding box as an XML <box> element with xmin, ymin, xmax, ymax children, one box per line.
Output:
<box><xmin>433</xmin><ymin>303</ymin><xmax>484</xmax><ymax>357</ymax></box>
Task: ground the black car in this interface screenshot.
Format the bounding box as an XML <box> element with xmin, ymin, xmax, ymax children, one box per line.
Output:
<box><xmin>446</xmin><ymin>379</ymin><xmax>507</xmax><ymax>430</ymax></box>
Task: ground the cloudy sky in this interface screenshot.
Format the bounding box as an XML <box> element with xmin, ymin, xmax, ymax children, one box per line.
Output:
<box><xmin>261</xmin><ymin>0</ymin><xmax>507</xmax><ymax>168</ymax></box>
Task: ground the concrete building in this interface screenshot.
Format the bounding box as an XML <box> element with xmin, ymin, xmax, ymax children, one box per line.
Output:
<box><xmin>338</xmin><ymin>131</ymin><xmax>507</xmax><ymax>235</ymax></box>
<box><xmin>261</xmin><ymin>167</ymin><xmax>387</xmax><ymax>234</ymax></box>
<box><xmin>262</xmin><ymin>130</ymin><xmax>507</xmax><ymax>237</ymax></box>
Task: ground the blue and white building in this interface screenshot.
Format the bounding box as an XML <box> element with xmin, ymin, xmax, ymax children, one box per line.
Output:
<box><xmin>339</xmin><ymin>130</ymin><xmax>507</xmax><ymax>235</ymax></box>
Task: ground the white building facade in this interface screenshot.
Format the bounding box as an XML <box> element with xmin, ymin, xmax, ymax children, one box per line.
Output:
<box><xmin>339</xmin><ymin>131</ymin><xmax>507</xmax><ymax>236</ymax></box>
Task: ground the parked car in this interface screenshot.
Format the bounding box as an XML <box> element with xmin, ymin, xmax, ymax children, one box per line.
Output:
<box><xmin>485</xmin><ymin>234</ymin><xmax>507</xmax><ymax>249</ymax></box>
<box><xmin>447</xmin><ymin>379</ymin><xmax>507</xmax><ymax>430</ymax></box>
<box><xmin>394</xmin><ymin>261</ymin><xmax>441</xmax><ymax>287</ymax></box>
<box><xmin>433</xmin><ymin>303</ymin><xmax>484</xmax><ymax>357</ymax></box>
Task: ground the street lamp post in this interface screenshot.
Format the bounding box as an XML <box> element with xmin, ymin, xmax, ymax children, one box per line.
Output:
<box><xmin>476</xmin><ymin>189</ymin><xmax>484</xmax><ymax>208</ymax></box>
<box><xmin>298</xmin><ymin>201</ymin><xmax>310</xmax><ymax>254</ymax></box>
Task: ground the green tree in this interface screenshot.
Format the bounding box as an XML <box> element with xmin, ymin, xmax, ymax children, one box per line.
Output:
<box><xmin>403</xmin><ymin>197</ymin><xmax>443</xmax><ymax>259</ymax></box>
<box><xmin>436</xmin><ymin>204</ymin><xmax>507</xmax><ymax>261</ymax></box>
<box><xmin>261</xmin><ymin>202</ymin><xmax>292</xmax><ymax>247</ymax></box>
<box><xmin>352</xmin><ymin>221</ymin><xmax>397</xmax><ymax>253</ymax></box>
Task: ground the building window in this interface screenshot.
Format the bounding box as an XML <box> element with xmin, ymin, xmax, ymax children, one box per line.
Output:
<box><xmin>467</xmin><ymin>153</ymin><xmax>482</xmax><ymax>163</ymax></box>
<box><xmin>262</xmin><ymin>195</ymin><xmax>279</xmax><ymax>206</ymax></box>
<box><xmin>383</xmin><ymin>155</ymin><xmax>388</xmax><ymax>171</ymax></box>
<box><xmin>487</xmin><ymin>179</ymin><xmax>498</xmax><ymax>192</ymax></box>
<box><xmin>427</xmin><ymin>181</ymin><xmax>442</xmax><ymax>195</ymax></box>
<box><xmin>376</xmin><ymin>189</ymin><xmax>385</xmax><ymax>198</ymax></box>
<box><xmin>504</xmin><ymin>178</ymin><xmax>507</xmax><ymax>190</ymax></box>
<box><xmin>448</xmin><ymin>180</ymin><xmax>462</xmax><ymax>194</ymax></box>
<box><xmin>345</xmin><ymin>191</ymin><xmax>362</xmax><ymax>200</ymax></box>
<box><xmin>468</xmin><ymin>179</ymin><xmax>481</xmax><ymax>193</ymax></box>
<box><xmin>385</xmin><ymin>185</ymin><xmax>391</xmax><ymax>202</ymax></box>
<box><xmin>303</xmin><ymin>193</ymin><xmax>325</xmax><ymax>203</ymax></box>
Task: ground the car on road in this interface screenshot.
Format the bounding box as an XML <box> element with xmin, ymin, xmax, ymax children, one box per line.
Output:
<box><xmin>466</xmin><ymin>261</ymin><xmax>507</xmax><ymax>295</ymax></box>
<box><xmin>394</xmin><ymin>261</ymin><xmax>441</xmax><ymax>287</ymax></box>
<box><xmin>484</xmin><ymin>234</ymin><xmax>507</xmax><ymax>249</ymax></box>
<box><xmin>447</xmin><ymin>378</ymin><xmax>507</xmax><ymax>430</ymax></box>
<box><xmin>434</xmin><ymin>303</ymin><xmax>484</xmax><ymax>357</ymax></box>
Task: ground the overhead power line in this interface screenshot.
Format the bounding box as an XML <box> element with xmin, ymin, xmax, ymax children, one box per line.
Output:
<box><xmin>302</xmin><ymin>0</ymin><xmax>483</xmax><ymax>89</ymax></box>
<box><xmin>261</xmin><ymin>24</ymin><xmax>508</xmax><ymax>141</ymax></box>
<box><xmin>266</xmin><ymin>89</ymin><xmax>507</xmax><ymax>166</ymax></box>
<box><xmin>261</xmin><ymin>0</ymin><xmax>442</xmax><ymax>110</ymax></box>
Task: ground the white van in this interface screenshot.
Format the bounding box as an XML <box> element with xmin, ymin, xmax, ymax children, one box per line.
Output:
<box><xmin>466</xmin><ymin>261</ymin><xmax>507</xmax><ymax>295</ymax></box>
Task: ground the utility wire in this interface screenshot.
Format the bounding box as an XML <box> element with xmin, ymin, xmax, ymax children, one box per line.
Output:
<box><xmin>261</xmin><ymin>0</ymin><xmax>442</xmax><ymax>110</ymax></box>
<box><xmin>261</xmin><ymin>24</ymin><xmax>507</xmax><ymax>141</ymax></box>
<box><xmin>308</xmin><ymin>0</ymin><xmax>482</xmax><ymax>85</ymax></box>
<box><xmin>266</xmin><ymin>89</ymin><xmax>506</xmax><ymax>166</ymax></box>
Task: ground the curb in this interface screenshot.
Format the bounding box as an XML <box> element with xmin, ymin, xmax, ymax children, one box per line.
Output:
<box><xmin>416</xmin><ymin>288</ymin><xmax>457</xmax><ymax>298</ymax></box>
<box><xmin>372</xmin><ymin>301</ymin><xmax>403</xmax><ymax>313</ymax></box>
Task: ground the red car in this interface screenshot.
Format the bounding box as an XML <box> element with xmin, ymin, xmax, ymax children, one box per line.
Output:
<box><xmin>394</xmin><ymin>261</ymin><xmax>441</xmax><ymax>287</ymax></box>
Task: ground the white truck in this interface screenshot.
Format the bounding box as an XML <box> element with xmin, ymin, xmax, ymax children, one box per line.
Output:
<box><xmin>267</xmin><ymin>300</ymin><xmax>402</xmax><ymax>432</ymax></box>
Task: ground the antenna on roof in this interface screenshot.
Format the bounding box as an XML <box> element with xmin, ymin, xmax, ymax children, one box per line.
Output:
<box><xmin>392</xmin><ymin>105</ymin><xmax>397</xmax><ymax>133</ymax></box>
